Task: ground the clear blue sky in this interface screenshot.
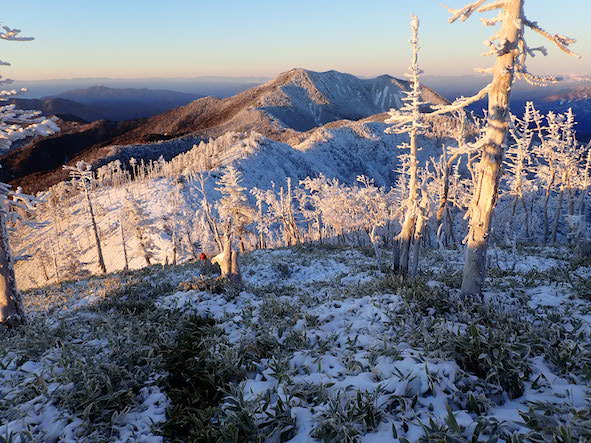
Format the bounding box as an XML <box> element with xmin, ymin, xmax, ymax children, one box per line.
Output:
<box><xmin>3</xmin><ymin>0</ymin><xmax>589</xmax><ymax>81</ymax></box>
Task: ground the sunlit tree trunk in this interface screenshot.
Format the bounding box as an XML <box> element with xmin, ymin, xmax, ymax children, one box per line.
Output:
<box><xmin>0</xmin><ymin>215</ymin><xmax>25</xmax><ymax>325</ymax></box>
<box><xmin>461</xmin><ymin>0</ymin><xmax>524</xmax><ymax>295</ymax></box>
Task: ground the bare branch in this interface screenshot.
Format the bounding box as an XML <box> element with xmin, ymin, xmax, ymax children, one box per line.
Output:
<box><xmin>477</xmin><ymin>0</ymin><xmax>506</xmax><ymax>13</ymax></box>
<box><xmin>524</xmin><ymin>19</ymin><xmax>581</xmax><ymax>59</ymax></box>
<box><xmin>443</xmin><ymin>0</ymin><xmax>488</xmax><ymax>23</ymax></box>
<box><xmin>430</xmin><ymin>84</ymin><xmax>490</xmax><ymax>116</ymax></box>
<box><xmin>516</xmin><ymin>67</ymin><xmax>558</xmax><ymax>86</ymax></box>
<box><xmin>0</xmin><ymin>25</ymin><xmax>33</xmax><ymax>41</ymax></box>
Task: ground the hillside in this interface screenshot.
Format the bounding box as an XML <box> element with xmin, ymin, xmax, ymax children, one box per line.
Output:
<box><xmin>9</xmin><ymin>97</ymin><xmax>100</xmax><ymax>122</ymax></box>
<box><xmin>3</xmin><ymin>246</ymin><xmax>590</xmax><ymax>441</ymax></box>
<box><xmin>3</xmin><ymin>69</ymin><xmax>449</xmax><ymax>193</ymax></box>
<box><xmin>541</xmin><ymin>86</ymin><xmax>591</xmax><ymax>140</ymax></box>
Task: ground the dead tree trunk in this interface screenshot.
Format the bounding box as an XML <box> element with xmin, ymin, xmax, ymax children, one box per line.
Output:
<box><xmin>0</xmin><ymin>214</ymin><xmax>25</xmax><ymax>326</ymax></box>
<box><xmin>543</xmin><ymin>171</ymin><xmax>555</xmax><ymax>243</ymax></box>
<box><xmin>119</xmin><ymin>215</ymin><xmax>129</xmax><ymax>271</ymax></box>
<box><xmin>551</xmin><ymin>185</ymin><xmax>564</xmax><ymax>243</ymax></box>
<box><xmin>212</xmin><ymin>234</ymin><xmax>242</xmax><ymax>286</ymax></box>
<box><xmin>83</xmin><ymin>182</ymin><xmax>107</xmax><ymax>274</ymax></box>
<box><xmin>461</xmin><ymin>0</ymin><xmax>524</xmax><ymax>295</ymax></box>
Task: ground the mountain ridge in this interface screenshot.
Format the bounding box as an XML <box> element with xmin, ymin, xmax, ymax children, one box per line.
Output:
<box><xmin>2</xmin><ymin>68</ymin><xmax>449</xmax><ymax>193</ymax></box>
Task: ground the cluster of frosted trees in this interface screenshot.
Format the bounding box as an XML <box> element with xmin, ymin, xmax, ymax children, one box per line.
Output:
<box><xmin>13</xmin><ymin>101</ymin><xmax>588</xmax><ymax>289</ymax></box>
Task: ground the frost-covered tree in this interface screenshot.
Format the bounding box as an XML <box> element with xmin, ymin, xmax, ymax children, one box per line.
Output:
<box><xmin>193</xmin><ymin>171</ymin><xmax>224</xmax><ymax>254</ymax></box>
<box><xmin>64</xmin><ymin>161</ymin><xmax>107</xmax><ymax>274</ymax></box>
<box><xmin>301</xmin><ymin>175</ymin><xmax>394</xmax><ymax>261</ymax></box>
<box><xmin>0</xmin><ymin>23</ymin><xmax>59</xmax><ymax>325</ymax></box>
<box><xmin>0</xmin><ymin>187</ymin><xmax>49</xmax><ymax>325</ymax></box>
<box><xmin>252</xmin><ymin>179</ymin><xmax>302</xmax><ymax>248</ymax></box>
<box><xmin>433</xmin><ymin>0</ymin><xmax>580</xmax><ymax>295</ymax></box>
<box><xmin>251</xmin><ymin>188</ymin><xmax>273</xmax><ymax>249</ymax></box>
<box><xmin>212</xmin><ymin>166</ymin><xmax>254</xmax><ymax>283</ymax></box>
<box><xmin>531</xmin><ymin>108</ymin><xmax>585</xmax><ymax>243</ymax></box>
<box><xmin>505</xmin><ymin>102</ymin><xmax>537</xmax><ymax>238</ymax></box>
<box><xmin>0</xmin><ymin>22</ymin><xmax>58</xmax><ymax>150</ymax></box>
<box><xmin>124</xmin><ymin>191</ymin><xmax>157</xmax><ymax>267</ymax></box>
<box><xmin>355</xmin><ymin>176</ymin><xmax>392</xmax><ymax>272</ymax></box>
<box><xmin>385</xmin><ymin>15</ymin><xmax>429</xmax><ymax>276</ymax></box>
<box><xmin>578</xmin><ymin>148</ymin><xmax>591</xmax><ymax>217</ymax></box>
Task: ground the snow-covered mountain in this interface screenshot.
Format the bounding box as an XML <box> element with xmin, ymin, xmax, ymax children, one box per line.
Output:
<box><xmin>14</xmin><ymin>119</ymin><xmax>451</xmax><ymax>288</ymax></box>
<box><xmin>541</xmin><ymin>86</ymin><xmax>591</xmax><ymax>140</ymax></box>
<box><xmin>114</xmin><ymin>68</ymin><xmax>448</xmax><ymax>144</ymax></box>
<box><xmin>5</xmin><ymin>68</ymin><xmax>449</xmax><ymax>193</ymax></box>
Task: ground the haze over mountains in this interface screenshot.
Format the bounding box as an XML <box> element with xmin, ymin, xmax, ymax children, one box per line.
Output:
<box><xmin>11</xmin><ymin>86</ymin><xmax>202</xmax><ymax>122</ymax></box>
<box><xmin>12</xmin><ymin>76</ymin><xmax>266</xmax><ymax>100</ymax></box>
<box><xmin>2</xmin><ymin>69</ymin><xmax>449</xmax><ymax>192</ymax></box>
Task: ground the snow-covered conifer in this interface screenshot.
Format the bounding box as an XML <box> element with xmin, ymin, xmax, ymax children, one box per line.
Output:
<box><xmin>385</xmin><ymin>15</ymin><xmax>429</xmax><ymax>276</ymax></box>
<box><xmin>212</xmin><ymin>165</ymin><xmax>254</xmax><ymax>283</ymax></box>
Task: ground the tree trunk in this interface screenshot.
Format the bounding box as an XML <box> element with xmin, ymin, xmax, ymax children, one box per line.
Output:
<box><xmin>398</xmin><ymin>213</ymin><xmax>415</xmax><ymax>276</ymax></box>
<box><xmin>229</xmin><ymin>247</ymin><xmax>242</xmax><ymax>286</ymax></box>
<box><xmin>521</xmin><ymin>196</ymin><xmax>530</xmax><ymax>238</ymax></box>
<box><xmin>0</xmin><ymin>214</ymin><xmax>25</xmax><ymax>326</ymax></box>
<box><xmin>212</xmin><ymin>234</ymin><xmax>243</xmax><ymax>285</ymax></box>
<box><xmin>551</xmin><ymin>187</ymin><xmax>564</xmax><ymax>243</ymax></box>
<box><xmin>408</xmin><ymin>219</ymin><xmax>423</xmax><ymax>278</ymax></box>
<box><xmin>51</xmin><ymin>238</ymin><xmax>60</xmax><ymax>283</ymax></box>
<box><xmin>392</xmin><ymin>238</ymin><xmax>400</xmax><ymax>272</ymax></box>
<box><xmin>436</xmin><ymin>163</ymin><xmax>451</xmax><ymax>247</ymax></box>
<box><xmin>399</xmin><ymin>124</ymin><xmax>420</xmax><ymax>276</ymax></box>
<box><xmin>84</xmin><ymin>184</ymin><xmax>107</xmax><ymax>274</ymax></box>
<box><xmin>120</xmin><ymin>216</ymin><xmax>129</xmax><ymax>271</ymax></box>
<box><xmin>172</xmin><ymin>230</ymin><xmax>178</xmax><ymax>266</ymax></box>
<box><xmin>543</xmin><ymin>173</ymin><xmax>555</xmax><ymax>243</ymax></box>
<box><xmin>369</xmin><ymin>226</ymin><xmax>383</xmax><ymax>272</ymax></box>
<box><xmin>461</xmin><ymin>0</ymin><xmax>524</xmax><ymax>295</ymax></box>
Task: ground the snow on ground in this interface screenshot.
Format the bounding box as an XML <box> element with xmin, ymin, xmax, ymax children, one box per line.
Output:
<box><xmin>2</xmin><ymin>245</ymin><xmax>590</xmax><ymax>441</ymax></box>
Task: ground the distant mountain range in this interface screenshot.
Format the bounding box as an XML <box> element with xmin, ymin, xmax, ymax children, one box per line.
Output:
<box><xmin>538</xmin><ymin>86</ymin><xmax>591</xmax><ymax>140</ymax></box>
<box><xmin>2</xmin><ymin>69</ymin><xmax>448</xmax><ymax>192</ymax></box>
<box><xmin>5</xmin><ymin>69</ymin><xmax>590</xmax><ymax>194</ymax></box>
<box><xmin>423</xmin><ymin>74</ymin><xmax>591</xmax><ymax>141</ymax></box>
<box><xmin>11</xmin><ymin>77</ymin><xmax>266</xmax><ymax>100</ymax></box>
<box><xmin>11</xmin><ymin>86</ymin><xmax>202</xmax><ymax>122</ymax></box>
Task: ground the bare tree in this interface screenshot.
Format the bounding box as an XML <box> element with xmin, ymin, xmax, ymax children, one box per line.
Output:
<box><xmin>436</xmin><ymin>0</ymin><xmax>579</xmax><ymax>295</ymax></box>
<box><xmin>64</xmin><ymin>161</ymin><xmax>107</xmax><ymax>274</ymax></box>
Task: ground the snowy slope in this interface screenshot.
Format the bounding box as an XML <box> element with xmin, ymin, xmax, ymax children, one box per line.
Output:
<box><xmin>4</xmin><ymin>246</ymin><xmax>590</xmax><ymax>441</ymax></box>
<box><xmin>14</xmin><ymin>123</ymin><xmax>449</xmax><ymax>288</ymax></box>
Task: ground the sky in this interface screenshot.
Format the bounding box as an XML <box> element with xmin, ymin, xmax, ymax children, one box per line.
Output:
<box><xmin>3</xmin><ymin>0</ymin><xmax>590</xmax><ymax>82</ymax></box>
